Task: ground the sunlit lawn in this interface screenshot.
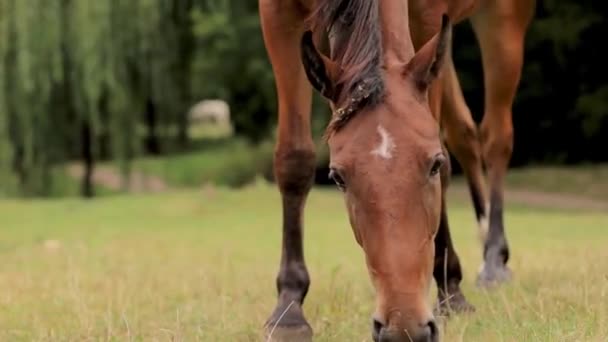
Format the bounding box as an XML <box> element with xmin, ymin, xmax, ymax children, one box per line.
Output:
<box><xmin>1</xmin><ymin>182</ymin><xmax>607</xmax><ymax>341</ymax></box>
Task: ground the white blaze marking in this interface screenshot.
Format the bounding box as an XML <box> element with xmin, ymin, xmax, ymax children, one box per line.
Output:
<box><xmin>370</xmin><ymin>125</ymin><xmax>395</xmax><ymax>159</ymax></box>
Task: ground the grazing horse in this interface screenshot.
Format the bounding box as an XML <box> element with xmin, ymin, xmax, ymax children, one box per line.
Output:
<box><xmin>259</xmin><ymin>0</ymin><xmax>534</xmax><ymax>341</ymax></box>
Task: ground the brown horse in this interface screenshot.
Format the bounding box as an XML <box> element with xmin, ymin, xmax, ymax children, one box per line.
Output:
<box><xmin>259</xmin><ymin>0</ymin><xmax>535</xmax><ymax>341</ymax></box>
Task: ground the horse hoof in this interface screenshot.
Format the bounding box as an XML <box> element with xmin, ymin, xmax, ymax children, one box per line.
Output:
<box><xmin>264</xmin><ymin>302</ymin><xmax>312</xmax><ymax>342</ymax></box>
<box><xmin>434</xmin><ymin>292</ymin><xmax>476</xmax><ymax>317</ymax></box>
<box><xmin>264</xmin><ymin>323</ymin><xmax>312</xmax><ymax>342</ymax></box>
<box><xmin>476</xmin><ymin>263</ymin><xmax>512</xmax><ymax>288</ymax></box>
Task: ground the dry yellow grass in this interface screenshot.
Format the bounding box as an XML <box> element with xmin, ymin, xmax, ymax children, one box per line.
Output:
<box><xmin>1</xmin><ymin>182</ymin><xmax>607</xmax><ymax>341</ymax></box>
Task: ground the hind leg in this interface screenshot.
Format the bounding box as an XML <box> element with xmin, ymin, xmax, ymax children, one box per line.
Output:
<box><xmin>260</xmin><ymin>1</ymin><xmax>315</xmax><ymax>340</ymax></box>
<box><xmin>470</xmin><ymin>0</ymin><xmax>535</xmax><ymax>287</ymax></box>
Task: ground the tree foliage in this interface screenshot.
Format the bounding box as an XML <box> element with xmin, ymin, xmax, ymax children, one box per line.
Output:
<box><xmin>192</xmin><ymin>0</ymin><xmax>276</xmax><ymax>143</ymax></box>
<box><xmin>0</xmin><ymin>0</ymin><xmax>196</xmax><ymax>196</ymax></box>
<box><xmin>452</xmin><ymin>1</ymin><xmax>608</xmax><ymax>166</ymax></box>
<box><xmin>0</xmin><ymin>0</ymin><xmax>606</xmax><ymax>197</ymax></box>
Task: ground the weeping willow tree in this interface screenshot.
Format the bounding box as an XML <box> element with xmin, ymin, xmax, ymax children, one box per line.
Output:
<box><xmin>135</xmin><ymin>0</ymin><xmax>195</xmax><ymax>154</ymax></box>
<box><xmin>0</xmin><ymin>0</ymin><xmax>196</xmax><ymax>197</ymax></box>
<box><xmin>0</xmin><ymin>0</ymin><xmax>15</xmax><ymax>195</ymax></box>
<box><xmin>65</xmin><ymin>0</ymin><xmax>143</xmax><ymax>196</ymax></box>
<box><xmin>0</xmin><ymin>0</ymin><xmax>63</xmax><ymax>196</ymax></box>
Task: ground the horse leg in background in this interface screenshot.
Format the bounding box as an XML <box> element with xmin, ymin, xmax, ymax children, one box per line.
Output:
<box><xmin>441</xmin><ymin>50</ymin><xmax>488</xmax><ymax>244</ymax></box>
<box><xmin>434</xmin><ymin>139</ymin><xmax>476</xmax><ymax>315</ymax></box>
<box><xmin>470</xmin><ymin>0</ymin><xmax>535</xmax><ymax>287</ymax></box>
<box><xmin>427</xmin><ymin>77</ymin><xmax>475</xmax><ymax>315</ymax></box>
<box><xmin>410</xmin><ymin>7</ymin><xmax>475</xmax><ymax>316</ymax></box>
<box><xmin>259</xmin><ymin>1</ymin><xmax>315</xmax><ymax>340</ymax></box>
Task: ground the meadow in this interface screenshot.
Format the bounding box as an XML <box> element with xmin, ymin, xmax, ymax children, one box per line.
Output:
<box><xmin>1</xmin><ymin>180</ymin><xmax>607</xmax><ymax>341</ymax></box>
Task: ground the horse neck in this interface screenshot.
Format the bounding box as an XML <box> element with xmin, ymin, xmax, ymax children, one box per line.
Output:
<box><xmin>379</xmin><ymin>0</ymin><xmax>415</xmax><ymax>66</ymax></box>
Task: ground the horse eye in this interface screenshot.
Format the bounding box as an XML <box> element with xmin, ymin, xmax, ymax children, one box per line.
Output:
<box><xmin>429</xmin><ymin>154</ymin><xmax>446</xmax><ymax>177</ymax></box>
<box><xmin>328</xmin><ymin>168</ymin><xmax>346</xmax><ymax>191</ymax></box>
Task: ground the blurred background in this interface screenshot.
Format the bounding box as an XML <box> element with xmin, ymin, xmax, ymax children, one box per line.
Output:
<box><xmin>0</xmin><ymin>0</ymin><xmax>606</xmax><ymax>198</ymax></box>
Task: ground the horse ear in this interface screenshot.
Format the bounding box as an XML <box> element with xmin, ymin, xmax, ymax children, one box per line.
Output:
<box><xmin>301</xmin><ymin>30</ymin><xmax>338</xmax><ymax>101</ymax></box>
<box><xmin>404</xmin><ymin>14</ymin><xmax>452</xmax><ymax>92</ymax></box>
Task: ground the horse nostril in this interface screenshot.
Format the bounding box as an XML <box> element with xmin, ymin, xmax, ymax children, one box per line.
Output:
<box><xmin>411</xmin><ymin>319</ymin><xmax>438</xmax><ymax>342</ymax></box>
<box><xmin>373</xmin><ymin>317</ymin><xmax>437</xmax><ymax>342</ymax></box>
<box><xmin>426</xmin><ymin>319</ymin><xmax>438</xmax><ymax>342</ymax></box>
<box><xmin>372</xmin><ymin>318</ymin><xmax>384</xmax><ymax>342</ymax></box>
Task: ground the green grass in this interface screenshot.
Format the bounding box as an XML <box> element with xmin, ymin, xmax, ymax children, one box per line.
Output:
<box><xmin>0</xmin><ymin>166</ymin><xmax>118</xmax><ymax>199</ymax></box>
<box><xmin>1</xmin><ymin>182</ymin><xmax>607</xmax><ymax>341</ymax></box>
<box><xmin>134</xmin><ymin>122</ymin><xmax>233</xmax><ymax>142</ymax></box>
<box><xmin>504</xmin><ymin>164</ymin><xmax>608</xmax><ymax>201</ymax></box>
<box><xmin>48</xmin><ymin>166</ymin><xmax>121</xmax><ymax>198</ymax></box>
<box><xmin>124</xmin><ymin>136</ymin><xmax>608</xmax><ymax>197</ymax></box>
<box><xmin>129</xmin><ymin>138</ymin><xmax>274</xmax><ymax>188</ymax></box>
<box><xmin>188</xmin><ymin>122</ymin><xmax>233</xmax><ymax>140</ymax></box>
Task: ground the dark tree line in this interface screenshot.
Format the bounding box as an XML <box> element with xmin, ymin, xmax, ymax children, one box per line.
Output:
<box><xmin>0</xmin><ymin>0</ymin><xmax>606</xmax><ymax>197</ymax></box>
<box><xmin>452</xmin><ymin>1</ymin><xmax>608</xmax><ymax>167</ymax></box>
<box><xmin>197</xmin><ymin>0</ymin><xmax>608</xmax><ymax>166</ymax></box>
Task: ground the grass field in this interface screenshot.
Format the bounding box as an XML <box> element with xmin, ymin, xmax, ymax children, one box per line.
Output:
<box><xmin>1</xmin><ymin>181</ymin><xmax>607</xmax><ymax>341</ymax></box>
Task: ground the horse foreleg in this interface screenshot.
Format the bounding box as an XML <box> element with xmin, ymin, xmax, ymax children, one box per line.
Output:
<box><xmin>433</xmin><ymin>142</ymin><xmax>476</xmax><ymax>316</ymax></box>
<box><xmin>441</xmin><ymin>54</ymin><xmax>488</xmax><ymax>243</ymax></box>
<box><xmin>410</xmin><ymin>7</ymin><xmax>477</xmax><ymax>314</ymax></box>
<box><xmin>470</xmin><ymin>0</ymin><xmax>535</xmax><ymax>288</ymax></box>
<box><xmin>260</xmin><ymin>1</ymin><xmax>315</xmax><ymax>341</ymax></box>
<box><xmin>422</xmin><ymin>33</ymin><xmax>475</xmax><ymax>315</ymax></box>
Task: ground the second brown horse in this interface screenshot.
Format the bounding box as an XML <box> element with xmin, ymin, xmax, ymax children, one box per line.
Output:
<box><xmin>259</xmin><ymin>0</ymin><xmax>535</xmax><ymax>341</ymax></box>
